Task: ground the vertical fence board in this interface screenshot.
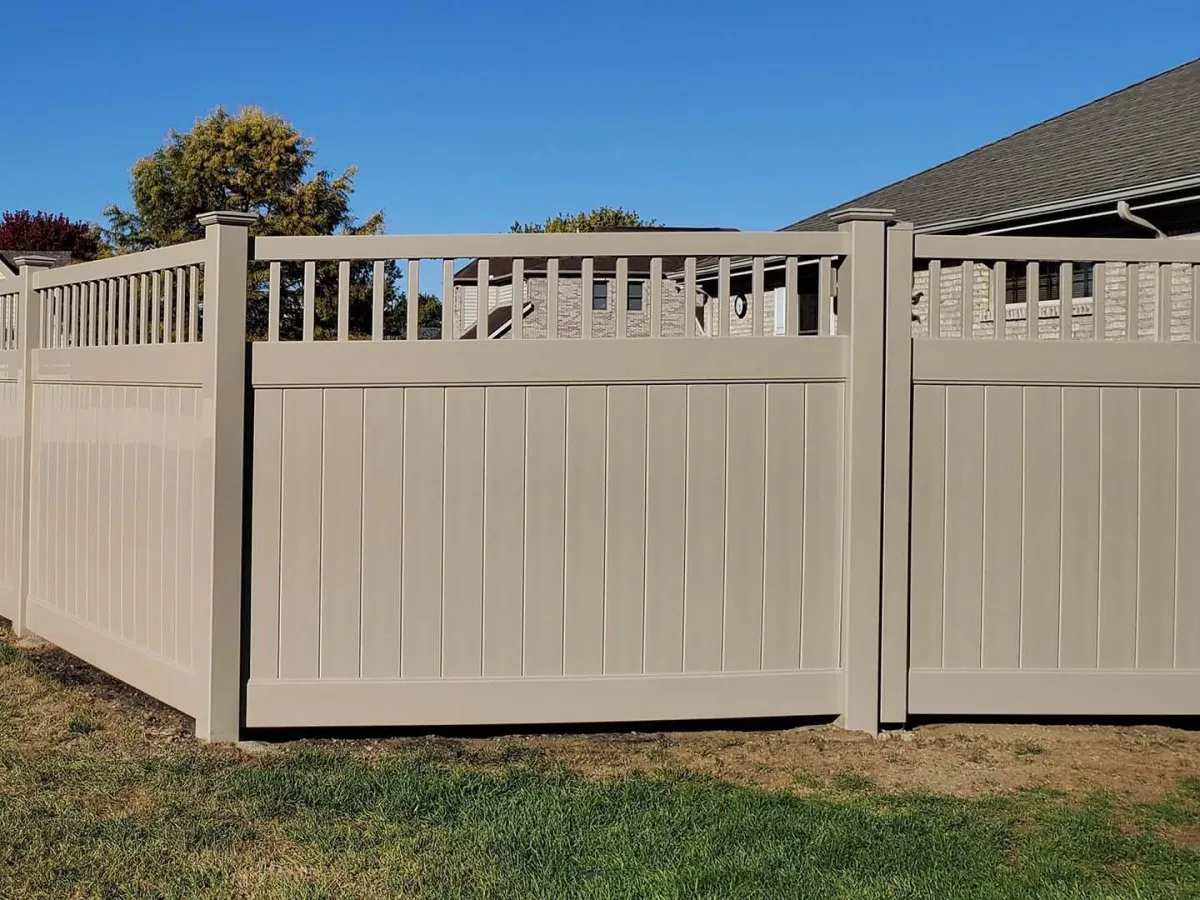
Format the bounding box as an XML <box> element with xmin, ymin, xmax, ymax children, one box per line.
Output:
<box><xmin>522</xmin><ymin>386</ymin><xmax>567</xmax><ymax>676</ymax></box>
<box><xmin>761</xmin><ymin>383</ymin><xmax>805</xmax><ymax>671</ymax></box>
<box><xmin>942</xmin><ymin>385</ymin><xmax>985</xmax><ymax>668</ymax></box>
<box><xmin>563</xmin><ymin>385</ymin><xmax>605</xmax><ymax>675</ymax></box>
<box><xmin>155</xmin><ymin>389</ymin><xmax>178</xmax><ymax>656</ymax></box>
<box><xmin>1021</xmin><ymin>387</ymin><xmax>1062</xmax><ymax>669</ymax></box>
<box><xmin>483</xmin><ymin>387</ymin><xmax>526</xmax><ymax>676</ymax></box>
<box><xmin>982</xmin><ymin>385</ymin><xmax>1024</xmax><ymax>668</ymax></box>
<box><xmin>683</xmin><ymin>384</ymin><xmax>727</xmax><ymax>672</ymax></box>
<box><xmin>319</xmin><ymin>389</ymin><xmax>364</xmax><ymax>677</ymax></box>
<box><xmin>722</xmin><ymin>383</ymin><xmax>767</xmax><ymax>672</ymax></box>
<box><xmin>278</xmin><ymin>390</ymin><xmax>323</xmax><ymax>679</ymax></box>
<box><xmin>643</xmin><ymin>384</ymin><xmax>687</xmax><ymax>674</ymax></box>
<box><xmin>249</xmin><ymin>390</ymin><xmax>283</xmax><ymax>679</ymax></box>
<box><xmin>909</xmin><ymin>385</ymin><xmax>947</xmax><ymax>668</ymax></box>
<box><xmin>1176</xmin><ymin>391</ymin><xmax>1200</xmax><ymax>667</ymax></box>
<box><xmin>1098</xmin><ymin>388</ymin><xmax>1139</xmax><ymax>669</ymax></box>
<box><xmin>1136</xmin><ymin>388</ymin><xmax>1177</xmax><ymax>668</ymax></box>
<box><xmin>441</xmin><ymin>387</ymin><xmax>485</xmax><ymax>678</ymax></box>
<box><xmin>603</xmin><ymin>385</ymin><xmax>648</xmax><ymax>674</ymax></box>
<box><xmin>1059</xmin><ymin>387</ymin><xmax>1101</xmax><ymax>668</ymax></box>
<box><xmin>799</xmin><ymin>382</ymin><xmax>844</xmax><ymax>670</ymax></box>
<box><xmin>401</xmin><ymin>388</ymin><xmax>445</xmax><ymax>677</ymax></box>
<box><xmin>359</xmin><ymin>389</ymin><xmax>405</xmax><ymax>678</ymax></box>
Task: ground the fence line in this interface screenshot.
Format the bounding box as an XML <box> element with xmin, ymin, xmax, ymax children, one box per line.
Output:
<box><xmin>1</xmin><ymin>214</ymin><xmax>1198</xmax><ymax>741</ymax></box>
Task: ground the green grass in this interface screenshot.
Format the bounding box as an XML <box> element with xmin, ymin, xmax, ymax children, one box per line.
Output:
<box><xmin>1</xmin><ymin>641</ymin><xmax>1198</xmax><ymax>898</ymax></box>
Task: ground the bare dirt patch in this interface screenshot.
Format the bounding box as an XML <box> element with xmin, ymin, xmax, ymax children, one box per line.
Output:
<box><xmin>5</xmin><ymin>621</ymin><xmax>1198</xmax><ymax>801</ymax></box>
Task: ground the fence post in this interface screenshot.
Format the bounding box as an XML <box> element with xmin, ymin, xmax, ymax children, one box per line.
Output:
<box><xmin>13</xmin><ymin>256</ymin><xmax>54</xmax><ymax>639</ymax></box>
<box><xmin>880</xmin><ymin>222</ymin><xmax>914</xmax><ymax>725</ymax></box>
<box><xmin>830</xmin><ymin>208</ymin><xmax>895</xmax><ymax>735</ymax></box>
<box><xmin>195</xmin><ymin>211</ymin><xmax>256</xmax><ymax>742</ymax></box>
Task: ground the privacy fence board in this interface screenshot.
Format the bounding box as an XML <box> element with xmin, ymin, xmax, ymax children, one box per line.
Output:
<box><xmin>4</xmin><ymin>218</ymin><xmax>1199</xmax><ymax>739</ymax></box>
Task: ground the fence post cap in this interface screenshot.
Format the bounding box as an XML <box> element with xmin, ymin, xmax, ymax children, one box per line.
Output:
<box><xmin>196</xmin><ymin>210</ymin><xmax>260</xmax><ymax>227</ymax></box>
<box><xmin>830</xmin><ymin>208</ymin><xmax>897</xmax><ymax>224</ymax></box>
<box><xmin>12</xmin><ymin>254</ymin><xmax>57</xmax><ymax>269</ymax></box>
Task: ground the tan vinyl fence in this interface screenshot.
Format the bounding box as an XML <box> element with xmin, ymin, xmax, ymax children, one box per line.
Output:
<box><xmin>1</xmin><ymin>211</ymin><xmax>1197</xmax><ymax>741</ymax></box>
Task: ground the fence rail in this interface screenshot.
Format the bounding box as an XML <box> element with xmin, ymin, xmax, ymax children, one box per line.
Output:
<box><xmin>1</xmin><ymin>212</ymin><xmax>1197</xmax><ymax>741</ymax></box>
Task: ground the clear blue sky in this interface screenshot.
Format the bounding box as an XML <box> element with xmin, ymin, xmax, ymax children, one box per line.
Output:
<box><xmin>5</xmin><ymin>0</ymin><xmax>1199</xmax><ymax>234</ymax></box>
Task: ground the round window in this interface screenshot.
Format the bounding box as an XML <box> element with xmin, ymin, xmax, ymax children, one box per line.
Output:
<box><xmin>734</xmin><ymin>295</ymin><xmax>748</xmax><ymax>319</ymax></box>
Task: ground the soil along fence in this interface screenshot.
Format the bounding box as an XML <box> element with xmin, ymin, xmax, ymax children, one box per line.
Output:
<box><xmin>1</xmin><ymin>212</ymin><xmax>1197</xmax><ymax>740</ymax></box>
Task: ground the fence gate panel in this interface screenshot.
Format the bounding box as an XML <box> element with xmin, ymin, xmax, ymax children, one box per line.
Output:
<box><xmin>242</xmin><ymin>230</ymin><xmax>856</xmax><ymax>728</ymax></box>
<box><xmin>904</xmin><ymin>238</ymin><xmax>1200</xmax><ymax>718</ymax></box>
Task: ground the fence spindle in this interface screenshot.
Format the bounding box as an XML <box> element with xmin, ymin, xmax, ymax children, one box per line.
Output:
<box><xmin>993</xmin><ymin>261</ymin><xmax>1006</xmax><ymax>340</ymax></box>
<box><xmin>440</xmin><ymin>259</ymin><xmax>453</xmax><ymax>341</ymax></box>
<box><xmin>338</xmin><ymin>260</ymin><xmax>350</xmax><ymax>342</ymax></box>
<box><xmin>302</xmin><ymin>261</ymin><xmax>315</xmax><ymax>341</ymax></box>
<box><xmin>407</xmin><ymin>259</ymin><xmax>421</xmax><ymax>341</ymax></box>
<box><xmin>268</xmin><ymin>262</ymin><xmax>281</xmax><ymax>342</ymax></box>
<box><xmin>928</xmin><ymin>260</ymin><xmax>941</xmax><ymax>338</ymax></box>
<box><xmin>1192</xmin><ymin>265</ymin><xmax>1199</xmax><ymax>342</ymax></box>
<box><xmin>649</xmin><ymin>257</ymin><xmax>662</xmax><ymax>338</ymax></box>
<box><xmin>683</xmin><ymin>257</ymin><xmax>696</xmax><ymax>337</ymax></box>
<box><xmin>1025</xmin><ymin>261</ymin><xmax>1038</xmax><ymax>341</ymax></box>
<box><xmin>189</xmin><ymin>265</ymin><xmax>199</xmax><ymax>342</ymax></box>
<box><xmin>1126</xmin><ymin>262</ymin><xmax>1138</xmax><ymax>341</ymax></box>
<box><xmin>476</xmin><ymin>259</ymin><xmax>490</xmax><ymax>341</ymax></box>
<box><xmin>615</xmin><ymin>257</ymin><xmax>627</xmax><ymax>339</ymax></box>
<box><xmin>510</xmin><ymin>258</ymin><xmax>522</xmax><ymax>341</ymax></box>
<box><xmin>718</xmin><ymin>256</ymin><xmax>731</xmax><ymax>337</ymax></box>
<box><xmin>960</xmin><ymin>260</ymin><xmax>973</xmax><ymax>339</ymax></box>
<box><xmin>1156</xmin><ymin>263</ymin><xmax>1172</xmax><ymax>343</ymax></box>
<box><xmin>546</xmin><ymin>258</ymin><xmax>559</xmax><ymax>340</ymax></box>
<box><xmin>784</xmin><ymin>256</ymin><xmax>798</xmax><ymax>337</ymax></box>
<box><xmin>1058</xmin><ymin>261</ymin><xmax>1072</xmax><ymax>340</ymax></box>
<box><xmin>1093</xmin><ymin>263</ymin><xmax>1106</xmax><ymax>340</ymax></box>
<box><xmin>752</xmin><ymin>256</ymin><xmax>765</xmax><ymax>337</ymax></box>
<box><xmin>581</xmin><ymin>258</ymin><xmax>593</xmax><ymax>340</ymax></box>
<box><xmin>819</xmin><ymin>257</ymin><xmax>835</xmax><ymax>336</ymax></box>
<box><xmin>373</xmin><ymin>260</ymin><xmax>386</xmax><ymax>341</ymax></box>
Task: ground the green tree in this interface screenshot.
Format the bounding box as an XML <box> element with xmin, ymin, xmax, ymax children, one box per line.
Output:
<box><xmin>104</xmin><ymin>107</ymin><xmax>430</xmax><ymax>338</ymax></box>
<box><xmin>510</xmin><ymin>206</ymin><xmax>657</xmax><ymax>233</ymax></box>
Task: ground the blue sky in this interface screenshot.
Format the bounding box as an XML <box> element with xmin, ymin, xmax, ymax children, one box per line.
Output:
<box><xmin>5</xmin><ymin>0</ymin><xmax>1200</xmax><ymax>234</ymax></box>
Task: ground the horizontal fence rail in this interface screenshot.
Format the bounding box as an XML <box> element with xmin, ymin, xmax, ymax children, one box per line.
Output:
<box><xmin>253</xmin><ymin>232</ymin><xmax>848</xmax><ymax>343</ymax></box>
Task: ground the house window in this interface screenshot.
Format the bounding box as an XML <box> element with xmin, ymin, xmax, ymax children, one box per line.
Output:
<box><xmin>626</xmin><ymin>281</ymin><xmax>644</xmax><ymax>312</ymax></box>
<box><xmin>592</xmin><ymin>281</ymin><xmax>608</xmax><ymax>311</ymax></box>
<box><xmin>1005</xmin><ymin>262</ymin><xmax>1094</xmax><ymax>305</ymax></box>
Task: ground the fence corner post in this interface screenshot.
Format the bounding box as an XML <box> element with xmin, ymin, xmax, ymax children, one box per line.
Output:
<box><xmin>195</xmin><ymin>210</ymin><xmax>256</xmax><ymax>742</ymax></box>
<box><xmin>880</xmin><ymin>221</ymin><xmax>914</xmax><ymax>726</ymax></box>
<box><xmin>831</xmin><ymin>208</ymin><xmax>895</xmax><ymax>736</ymax></box>
<box><xmin>13</xmin><ymin>256</ymin><xmax>54</xmax><ymax>639</ymax></box>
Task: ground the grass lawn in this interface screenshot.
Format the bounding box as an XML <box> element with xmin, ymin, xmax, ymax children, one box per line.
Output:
<box><xmin>1</xmin><ymin>630</ymin><xmax>1198</xmax><ymax>899</ymax></box>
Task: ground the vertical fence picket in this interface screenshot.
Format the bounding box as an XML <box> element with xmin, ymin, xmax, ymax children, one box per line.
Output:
<box><xmin>546</xmin><ymin>258</ymin><xmax>559</xmax><ymax>339</ymax></box>
<box><xmin>1125</xmin><ymin>262</ymin><xmax>1138</xmax><ymax>341</ymax></box>
<box><xmin>1156</xmin><ymin>263</ymin><xmax>1171</xmax><ymax>343</ymax></box>
<box><xmin>441</xmin><ymin>259</ymin><xmax>453</xmax><ymax>341</ymax></box>
<box><xmin>960</xmin><ymin>260</ymin><xmax>973</xmax><ymax>339</ymax></box>
<box><xmin>1058</xmin><ymin>261</ymin><xmax>1071</xmax><ymax>340</ymax></box>
<box><xmin>819</xmin><ymin>256</ymin><xmax>834</xmax><ymax>336</ymax></box>
<box><xmin>718</xmin><ymin>256</ymin><xmax>731</xmax><ymax>337</ymax></box>
<box><xmin>649</xmin><ymin>257</ymin><xmax>662</xmax><ymax>338</ymax></box>
<box><xmin>476</xmin><ymin>259</ymin><xmax>490</xmax><ymax>341</ymax></box>
<box><xmin>1025</xmin><ymin>261</ymin><xmax>1038</xmax><ymax>341</ymax></box>
<box><xmin>302</xmin><ymin>261</ymin><xmax>315</xmax><ymax>342</ymax></box>
<box><xmin>683</xmin><ymin>257</ymin><xmax>696</xmax><ymax>337</ymax></box>
<box><xmin>338</xmin><ymin>260</ymin><xmax>350</xmax><ymax>342</ymax></box>
<box><xmin>510</xmin><ymin>258</ymin><xmax>522</xmax><ymax>341</ymax></box>
<box><xmin>581</xmin><ymin>257</ymin><xmax>593</xmax><ymax>340</ymax></box>
<box><xmin>993</xmin><ymin>261</ymin><xmax>1006</xmax><ymax>340</ymax></box>
<box><xmin>752</xmin><ymin>256</ymin><xmax>765</xmax><ymax>337</ymax></box>
<box><xmin>615</xmin><ymin>257</ymin><xmax>628</xmax><ymax>339</ymax></box>
<box><xmin>928</xmin><ymin>260</ymin><xmax>941</xmax><ymax>338</ymax></box>
<box><xmin>189</xmin><ymin>265</ymin><xmax>200</xmax><ymax>342</ymax></box>
<box><xmin>268</xmin><ymin>262</ymin><xmax>281</xmax><ymax>342</ymax></box>
<box><xmin>1093</xmin><ymin>263</ymin><xmax>1106</xmax><ymax>340</ymax></box>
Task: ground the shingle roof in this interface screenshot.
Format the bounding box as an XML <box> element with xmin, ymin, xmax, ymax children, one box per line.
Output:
<box><xmin>786</xmin><ymin>58</ymin><xmax>1200</xmax><ymax>232</ymax></box>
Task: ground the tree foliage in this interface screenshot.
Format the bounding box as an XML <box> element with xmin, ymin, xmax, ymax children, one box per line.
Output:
<box><xmin>510</xmin><ymin>206</ymin><xmax>657</xmax><ymax>233</ymax></box>
<box><xmin>104</xmin><ymin>107</ymin><xmax>439</xmax><ymax>338</ymax></box>
<box><xmin>0</xmin><ymin>210</ymin><xmax>100</xmax><ymax>260</ymax></box>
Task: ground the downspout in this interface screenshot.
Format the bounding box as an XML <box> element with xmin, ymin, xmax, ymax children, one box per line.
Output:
<box><xmin>1116</xmin><ymin>200</ymin><xmax>1166</xmax><ymax>237</ymax></box>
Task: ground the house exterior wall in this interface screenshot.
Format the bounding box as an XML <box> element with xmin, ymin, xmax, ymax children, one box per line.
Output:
<box><xmin>454</xmin><ymin>277</ymin><xmax>704</xmax><ymax>338</ymax></box>
<box><xmin>912</xmin><ymin>257</ymin><xmax>1198</xmax><ymax>341</ymax></box>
